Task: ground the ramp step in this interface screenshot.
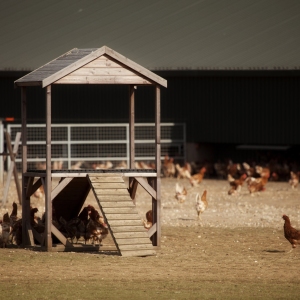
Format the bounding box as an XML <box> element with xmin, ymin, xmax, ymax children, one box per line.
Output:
<box><xmin>114</xmin><ymin>238</ymin><xmax>151</xmax><ymax>245</ymax></box>
<box><xmin>87</xmin><ymin>174</ymin><xmax>155</xmax><ymax>257</ymax></box>
<box><xmin>94</xmin><ymin>188</ymin><xmax>128</xmax><ymax>195</ymax></box>
<box><xmin>109</xmin><ymin>226</ymin><xmax>147</xmax><ymax>233</ymax></box>
<box><xmin>103</xmin><ymin>207</ymin><xmax>137</xmax><ymax>213</ymax></box>
<box><xmin>100</xmin><ymin>201</ymin><xmax>135</xmax><ymax>208</ymax></box>
<box><xmin>97</xmin><ymin>195</ymin><xmax>133</xmax><ymax>201</ymax></box>
<box><xmin>121</xmin><ymin>250</ymin><xmax>156</xmax><ymax>257</ymax></box>
<box><xmin>89</xmin><ymin>177</ymin><xmax>124</xmax><ymax>183</ymax></box>
<box><xmin>105</xmin><ymin>213</ymin><xmax>142</xmax><ymax>220</ymax></box>
<box><xmin>109</xmin><ymin>219</ymin><xmax>144</xmax><ymax>226</ymax></box>
<box><xmin>113</xmin><ymin>232</ymin><xmax>149</xmax><ymax>239</ymax></box>
<box><xmin>92</xmin><ymin>183</ymin><xmax>126</xmax><ymax>189</ymax></box>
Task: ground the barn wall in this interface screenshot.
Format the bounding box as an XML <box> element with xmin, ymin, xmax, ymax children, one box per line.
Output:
<box><xmin>157</xmin><ymin>71</ymin><xmax>300</xmax><ymax>145</ymax></box>
<box><xmin>1</xmin><ymin>71</ymin><xmax>300</xmax><ymax>146</ymax></box>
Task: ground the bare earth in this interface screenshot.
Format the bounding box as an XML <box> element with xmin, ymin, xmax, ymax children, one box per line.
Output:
<box><xmin>0</xmin><ymin>176</ymin><xmax>300</xmax><ymax>299</ymax></box>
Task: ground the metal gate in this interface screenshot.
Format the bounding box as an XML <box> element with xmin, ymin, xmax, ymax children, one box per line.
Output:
<box><xmin>7</xmin><ymin>123</ymin><xmax>186</xmax><ymax>172</ymax></box>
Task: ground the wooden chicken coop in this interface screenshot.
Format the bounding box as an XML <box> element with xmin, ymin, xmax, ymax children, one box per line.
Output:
<box><xmin>14</xmin><ymin>46</ymin><xmax>167</xmax><ymax>257</ymax></box>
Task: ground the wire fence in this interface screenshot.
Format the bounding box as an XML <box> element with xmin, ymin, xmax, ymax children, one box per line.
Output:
<box><xmin>5</xmin><ymin>123</ymin><xmax>186</xmax><ymax>172</ymax></box>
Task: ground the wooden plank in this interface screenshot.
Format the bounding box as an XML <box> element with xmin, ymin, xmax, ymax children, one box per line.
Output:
<box><xmin>51</xmin><ymin>224</ymin><xmax>73</xmax><ymax>247</ymax></box>
<box><xmin>129</xmin><ymin>178</ymin><xmax>138</xmax><ymax>205</ymax></box>
<box><xmin>114</xmin><ymin>232</ymin><xmax>149</xmax><ymax>239</ymax></box>
<box><xmin>51</xmin><ymin>177</ymin><xmax>73</xmax><ymax>200</ymax></box>
<box><xmin>104</xmin><ymin>47</ymin><xmax>167</xmax><ymax>87</ymax></box>
<box><xmin>87</xmin><ymin>173</ymin><xmax>123</xmax><ymax>177</ymax></box>
<box><xmin>123</xmin><ymin>172</ymin><xmax>157</xmax><ymax>177</ymax></box>
<box><xmin>121</xmin><ymin>250</ymin><xmax>156</xmax><ymax>257</ymax></box>
<box><xmin>2</xmin><ymin>160</ymin><xmax>15</xmax><ymax>207</ymax></box>
<box><xmin>100</xmin><ymin>201</ymin><xmax>135</xmax><ymax>207</ymax></box>
<box><xmin>155</xmin><ymin>86</ymin><xmax>161</xmax><ymax>247</ymax></box>
<box><xmin>26</xmin><ymin>177</ymin><xmax>34</xmax><ymax>198</ymax></box>
<box><xmin>29</xmin><ymin>178</ymin><xmax>42</xmax><ymax>197</ymax></box>
<box><xmin>84</xmin><ymin>58</ymin><xmax>123</xmax><ymax>68</ymax></box>
<box><xmin>118</xmin><ymin>244</ymin><xmax>154</xmax><ymax>251</ymax></box>
<box><xmin>21</xmin><ymin>84</ymin><xmax>27</xmax><ymax>241</ymax></box>
<box><xmin>135</xmin><ymin>177</ymin><xmax>157</xmax><ymax>199</ymax></box>
<box><xmin>105</xmin><ymin>213</ymin><xmax>141</xmax><ymax>220</ymax></box>
<box><xmin>129</xmin><ymin>85</ymin><xmax>135</xmax><ymax>169</ymax></box>
<box><xmin>102</xmin><ymin>207</ymin><xmax>137</xmax><ymax>214</ymax></box>
<box><xmin>116</xmin><ymin>237</ymin><xmax>151</xmax><ymax>245</ymax></box>
<box><xmin>4</xmin><ymin>132</ymin><xmax>22</xmax><ymax>206</ymax></box>
<box><xmin>46</xmin><ymin>85</ymin><xmax>52</xmax><ymax>251</ymax></box>
<box><xmin>21</xmin><ymin>85</ymin><xmax>27</xmax><ymax>172</ymax></box>
<box><xmin>14</xmin><ymin>81</ymin><xmax>42</xmax><ymax>87</ymax></box>
<box><xmin>25</xmin><ymin>221</ymin><xmax>35</xmax><ymax>246</ymax></box>
<box><xmin>94</xmin><ymin>188</ymin><xmax>129</xmax><ymax>195</ymax></box>
<box><xmin>55</xmin><ymin>75</ymin><xmax>152</xmax><ymax>85</ymax></box>
<box><xmin>110</xmin><ymin>226</ymin><xmax>146</xmax><ymax>233</ymax></box>
<box><xmin>91</xmin><ymin>182</ymin><xmax>126</xmax><ymax>189</ymax></box>
<box><xmin>147</xmin><ymin>222</ymin><xmax>157</xmax><ymax>238</ymax></box>
<box><xmin>89</xmin><ymin>177</ymin><xmax>124</xmax><ymax>183</ymax></box>
<box><xmin>97</xmin><ymin>195</ymin><xmax>133</xmax><ymax>201</ymax></box>
<box><xmin>70</xmin><ymin>68</ymin><xmax>138</xmax><ymax>76</ymax></box>
<box><xmin>109</xmin><ymin>220</ymin><xmax>143</xmax><ymax>226</ymax></box>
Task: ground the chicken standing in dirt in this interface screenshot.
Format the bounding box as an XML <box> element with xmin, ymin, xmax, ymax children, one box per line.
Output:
<box><xmin>175</xmin><ymin>182</ymin><xmax>187</xmax><ymax>203</ymax></box>
<box><xmin>228</xmin><ymin>173</ymin><xmax>247</xmax><ymax>195</ymax></box>
<box><xmin>282</xmin><ymin>214</ymin><xmax>300</xmax><ymax>248</ymax></box>
<box><xmin>189</xmin><ymin>166</ymin><xmax>206</xmax><ymax>187</ymax></box>
<box><xmin>289</xmin><ymin>171</ymin><xmax>300</xmax><ymax>189</ymax></box>
<box><xmin>195</xmin><ymin>190</ymin><xmax>208</xmax><ymax>221</ymax></box>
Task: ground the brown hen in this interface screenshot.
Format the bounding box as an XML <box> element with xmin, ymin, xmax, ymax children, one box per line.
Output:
<box><xmin>282</xmin><ymin>215</ymin><xmax>300</xmax><ymax>248</ymax></box>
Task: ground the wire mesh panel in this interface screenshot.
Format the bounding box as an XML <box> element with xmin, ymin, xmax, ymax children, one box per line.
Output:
<box><xmin>135</xmin><ymin>123</ymin><xmax>186</xmax><ymax>161</ymax></box>
<box><xmin>7</xmin><ymin>123</ymin><xmax>185</xmax><ymax>171</ymax></box>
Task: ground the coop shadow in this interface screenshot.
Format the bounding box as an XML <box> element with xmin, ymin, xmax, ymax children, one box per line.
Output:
<box><xmin>262</xmin><ymin>249</ymin><xmax>285</xmax><ymax>253</ymax></box>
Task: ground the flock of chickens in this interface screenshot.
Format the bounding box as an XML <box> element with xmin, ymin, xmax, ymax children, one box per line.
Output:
<box><xmin>0</xmin><ymin>203</ymin><xmax>108</xmax><ymax>248</ymax></box>
<box><xmin>163</xmin><ymin>155</ymin><xmax>300</xmax><ymax>249</ymax></box>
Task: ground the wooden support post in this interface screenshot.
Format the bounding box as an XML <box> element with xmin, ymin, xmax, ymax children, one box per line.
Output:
<box><xmin>128</xmin><ymin>177</ymin><xmax>138</xmax><ymax>205</ymax></box>
<box><xmin>45</xmin><ymin>85</ymin><xmax>52</xmax><ymax>251</ymax></box>
<box><xmin>154</xmin><ymin>86</ymin><xmax>161</xmax><ymax>247</ymax></box>
<box><xmin>22</xmin><ymin>176</ymin><xmax>33</xmax><ymax>246</ymax></box>
<box><xmin>129</xmin><ymin>85</ymin><xmax>135</xmax><ymax>169</ymax></box>
<box><xmin>21</xmin><ymin>86</ymin><xmax>28</xmax><ymax>246</ymax></box>
<box><xmin>129</xmin><ymin>85</ymin><xmax>135</xmax><ymax>195</ymax></box>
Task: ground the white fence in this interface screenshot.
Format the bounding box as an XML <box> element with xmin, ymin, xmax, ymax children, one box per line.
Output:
<box><xmin>6</xmin><ymin>123</ymin><xmax>186</xmax><ymax>171</ymax></box>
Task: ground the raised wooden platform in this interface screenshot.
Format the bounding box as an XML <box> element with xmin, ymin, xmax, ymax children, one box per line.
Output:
<box><xmin>23</xmin><ymin>169</ymin><xmax>158</xmax><ymax>256</ymax></box>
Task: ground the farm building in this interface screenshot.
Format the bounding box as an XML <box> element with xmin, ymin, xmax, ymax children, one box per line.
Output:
<box><xmin>1</xmin><ymin>0</ymin><xmax>300</xmax><ymax>166</ymax></box>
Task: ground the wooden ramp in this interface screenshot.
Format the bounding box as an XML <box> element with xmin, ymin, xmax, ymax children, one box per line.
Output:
<box><xmin>87</xmin><ymin>173</ymin><xmax>156</xmax><ymax>257</ymax></box>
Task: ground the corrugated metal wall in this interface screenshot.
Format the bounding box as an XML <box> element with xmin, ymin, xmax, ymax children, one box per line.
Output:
<box><xmin>1</xmin><ymin>71</ymin><xmax>300</xmax><ymax>145</ymax></box>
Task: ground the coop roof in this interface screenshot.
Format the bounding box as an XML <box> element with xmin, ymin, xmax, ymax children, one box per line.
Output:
<box><xmin>14</xmin><ymin>46</ymin><xmax>167</xmax><ymax>88</ymax></box>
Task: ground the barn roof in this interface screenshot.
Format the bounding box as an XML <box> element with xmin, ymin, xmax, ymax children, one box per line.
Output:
<box><xmin>3</xmin><ymin>0</ymin><xmax>300</xmax><ymax>72</ymax></box>
<box><xmin>14</xmin><ymin>46</ymin><xmax>167</xmax><ymax>88</ymax></box>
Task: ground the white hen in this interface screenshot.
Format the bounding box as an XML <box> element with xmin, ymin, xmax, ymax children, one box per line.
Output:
<box><xmin>175</xmin><ymin>182</ymin><xmax>187</xmax><ymax>203</ymax></box>
<box><xmin>195</xmin><ymin>190</ymin><xmax>208</xmax><ymax>221</ymax></box>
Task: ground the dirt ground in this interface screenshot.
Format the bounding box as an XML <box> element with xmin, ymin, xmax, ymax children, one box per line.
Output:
<box><xmin>0</xmin><ymin>176</ymin><xmax>300</xmax><ymax>299</ymax></box>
